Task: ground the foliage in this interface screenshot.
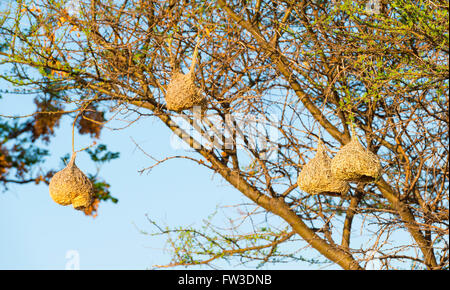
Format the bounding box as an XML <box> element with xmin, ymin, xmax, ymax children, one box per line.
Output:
<box><xmin>0</xmin><ymin>0</ymin><xmax>448</xmax><ymax>269</ymax></box>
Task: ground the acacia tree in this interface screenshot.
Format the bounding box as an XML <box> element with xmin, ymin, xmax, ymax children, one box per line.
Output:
<box><xmin>0</xmin><ymin>0</ymin><xmax>448</xmax><ymax>269</ymax></box>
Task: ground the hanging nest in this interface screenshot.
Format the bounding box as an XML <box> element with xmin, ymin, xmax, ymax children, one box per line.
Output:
<box><xmin>330</xmin><ymin>135</ymin><xmax>382</xmax><ymax>183</ymax></box>
<box><xmin>49</xmin><ymin>153</ymin><xmax>94</xmax><ymax>210</ymax></box>
<box><xmin>297</xmin><ymin>141</ymin><xmax>350</xmax><ymax>195</ymax></box>
<box><xmin>164</xmin><ymin>40</ymin><xmax>206</xmax><ymax>112</ymax></box>
<box><xmin>165</xmin><ymin>71</ymin><xmax>205</xmax><ymax>112</ymax></box>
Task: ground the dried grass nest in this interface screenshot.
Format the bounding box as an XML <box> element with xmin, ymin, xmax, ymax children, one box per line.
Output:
<box><xmin>297</xmin><ymin>141</ymin><xmax>350</xmax><ymax>195</ymax></box>
<box><xmin>330</xmin><ymin>135</ymin><xmax>382</xmax><ymax>183</ymax></box>
<box><xmin>164</xmin><ymin>40</ymin><xmax>205</xmax><ymax>112</ymax></box>
<box><xmin>165</xmin><ymin>71</ymin><xmax>205</xmax><ymax>112</ymax></box>
<box><xmin>49</xmin><ymin>153</ymin><xmax>94</xmax><ymax>210</ymax></box>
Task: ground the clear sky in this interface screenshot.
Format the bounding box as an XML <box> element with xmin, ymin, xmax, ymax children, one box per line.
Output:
<box><xmin>0</xmin><ymin>89</ymin><xmax>340</xmax><ymax>270</ymax></box>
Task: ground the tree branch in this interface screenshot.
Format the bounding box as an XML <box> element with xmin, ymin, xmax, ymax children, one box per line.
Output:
<box><xmin>217</xmin><ymin>0</ymin><xmax>349</xmax><ymax>145</ymax></box>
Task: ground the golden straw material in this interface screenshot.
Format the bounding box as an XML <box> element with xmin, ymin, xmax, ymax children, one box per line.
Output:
<box><xmin>330</xmin><ymin>136</ymin><xmax>382</xmax><ymax>183</ymax></box>
<box><xmin>297</xmin><ymin>142</ymin><xmax>350</xmax><ymax>195</ymax></box>
<box><xmin>165</xmin><ymin>71</ymin><xmax>205</xmax><ymax>112</ymax></box>
<box><xmin>49</xmin><ymin>153</ymin><xmax>94</xmax><ymax>210</ymax></box>
<box><xmin>165</xmin><ymin>39</ymin><xmax>206</xmax><ymax>112</ymax></box>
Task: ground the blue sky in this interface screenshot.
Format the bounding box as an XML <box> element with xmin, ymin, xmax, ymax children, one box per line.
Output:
<box><xmin>0</xmin><ymin>90</ymin><xmax>338</xmax><ymax>270</ymax></box>
<box><xmin>0</xmin><ymin>93</ymin><xmax>227</xmax><ymax>269</ymax></box>
<box><xmin>0</xmin><ymin>0</ymin><xmax>371</xmax><ymax>270</ymax></box>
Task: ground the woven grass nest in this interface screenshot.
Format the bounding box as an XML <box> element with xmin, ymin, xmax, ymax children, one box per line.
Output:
<box><xmin>165</xmin><ymin>41</ymin><xmax>205</xmax><ymax>112</ymax></box>
<box><xmin>49</xmin><ymin>153</ymin><xmax>94</xmax><ymax>210</ymax></box>
<box><xmin>297</xmin><ymin>141</ymin><xmax>349</xmax><ymax>195</ymax></box>
<box><xmin>165</xmin><ymin>71</ymin><xmax>205</xmax><ymax>112</ymax></box>
<box><xmin>330</xmin><ymin>135</ymin><xmax>382</xmax><ymax>183</ymax></box>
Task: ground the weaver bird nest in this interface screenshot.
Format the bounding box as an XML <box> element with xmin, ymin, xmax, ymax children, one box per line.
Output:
<box><xmin>297</xmin><ymin>141</ymin><xmax>350</xmax><ymax>195</ymax></box>
<box><xmin>165</xmin><ymin>71</ymin><xmax>205</xmax><ymax>112</ymax></box>
<box><xmin>330</xmin><ymin>135</ymin><xmax>382</xmax><ymax>183</ymax></box>
<box><xmin>164</xmin><ymin>39</ymin><xmax>206</xmax><ymax>112</ymax></box>
<box><xmin>49</xmin><ymin>153</ymin><xmax>94</xmax><ymax>210</ymax></box>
